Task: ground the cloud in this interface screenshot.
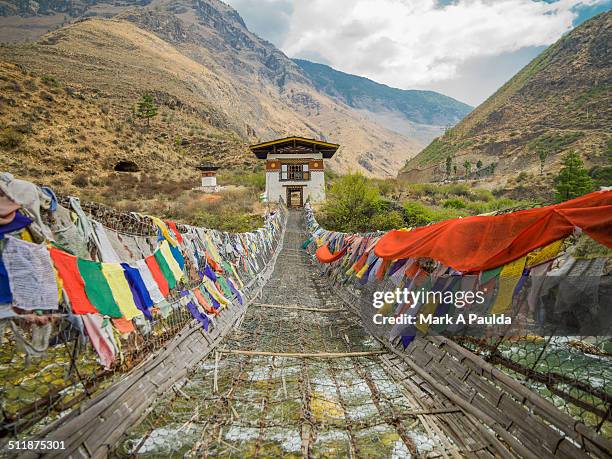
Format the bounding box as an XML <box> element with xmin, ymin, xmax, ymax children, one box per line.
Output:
<box><xmin>225</xmin><ymin>0</ymin><xmax>294</xmax><ymax>46</ymax></box>
<box><xmin>282</xmin><ymin>0</ymin><xmax>601</xmax><ymax>87</ymax></box>
<box><xmin>227</xmin><ymin>0</ymin><xmax>608</xmax><ymax>103</ymax></box>
<box><xmin>425</xmin><ymin>46</ymin><xmax>546</xmax><ymax>105</ymax></box>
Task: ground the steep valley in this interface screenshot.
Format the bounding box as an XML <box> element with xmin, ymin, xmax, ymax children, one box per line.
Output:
<box><xmin>400</xmin><ymin>11</ymin><xmax>611</xmax><ymax>197</ymax></box>
<box><xmin>0</xmin><ymin>0</ymin><xmax>471</xmax><ymax>184</ymax></box>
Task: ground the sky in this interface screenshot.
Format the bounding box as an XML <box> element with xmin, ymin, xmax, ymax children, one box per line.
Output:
<box><xmin>225</xmin><ymin>0</ymin><xmax>610</xmax><ymax>106</ymax></box>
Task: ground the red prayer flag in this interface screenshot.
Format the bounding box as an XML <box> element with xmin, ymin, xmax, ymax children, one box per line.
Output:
<box><xmin>315</xmin><ymin>243</ymin><xmax>347</xmax><ymax>263</ymax></box>
<box><xmin>145</xmin><ymin>255</ymin><xmax>169</xmax><ymax>297</ymax></box>
<box><xmin>192</xmin><ymin>288</ymin><xmax>218</xmax><ymax>315</ymax></box>
<box><xmin>112</xmin><ymin>317</ymin><xmax>135</xmax><ymax>334</ymax></box>
<box><xmin>165</xmin><ymin>220</ymin><xmax>184</xmax><ymax>244</ymax></box>
<box><xmin>49</xmin><ymin>247</ymin><xmax>98</xmax><ymax>314</ymax></box>
<box><xmin>375</xmin><ymin>190</ymin><xmax>612</xmax><ymax>272</ymax></box>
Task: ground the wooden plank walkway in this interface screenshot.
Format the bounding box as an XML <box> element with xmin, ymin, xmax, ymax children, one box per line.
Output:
<box><xmin>24</xmin><ymin>210</ymin><xmax>611</xmax><ymax>458</ymax></box>
<box><xmin>114</xmin><ymin>213</ymin><xmax>473</xmax><ymax>457</ymax></box>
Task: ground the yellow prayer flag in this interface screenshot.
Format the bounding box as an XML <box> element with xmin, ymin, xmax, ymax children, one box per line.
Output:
<box><xmin>101</xmin><ymin>263</ymin><xmax>143</xmax><ymax>320</ymax></box>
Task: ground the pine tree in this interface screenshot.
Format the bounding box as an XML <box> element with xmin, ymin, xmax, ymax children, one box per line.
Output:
<box><xmin>463</xmin><ymin>160</ymin><xmax>471</xmax><ymax>177</ymax></box>
<box><xmin>445</xmin><ymin>155</ymin><xmax>452</xmax><ymax>180</ymax></box>
<box><xmin>135</xmin><ymin>93</ymin><xmax>158</xmax><ymax>128</ymax></box>
<box><xmin>554</xmin><ymin>151</ymin><xmax>593</xmax><ymax>202</ymax></box>
<box><xmin>537</xmin><ymin>148</ymin><xmax>549</xmax><ymax>176</ymax></box>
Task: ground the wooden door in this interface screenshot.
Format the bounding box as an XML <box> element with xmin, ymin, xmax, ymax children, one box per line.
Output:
<box><xmin>287</xmin><ymin>187</ymin><xmax>303</xmax><ymax>207</ymax></box>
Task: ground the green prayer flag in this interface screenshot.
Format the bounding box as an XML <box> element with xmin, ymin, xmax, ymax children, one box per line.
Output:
<box><xmin>154</xmin><ymin>248</ymin><xmax>177</xmax><ymax>290</ymax></box>
<box><xmin>216</xmin><ymin>277</ymin><xmax>233</xmax><ymax>298</ymax></box>
<box><xmin>77</xmin><ymin>259</ymin><xmax>123</xmax><ymax>318</ymax></box>
<box><xmin>481</xmin><ymin>266</ymin><xmax>504</xmax><ymax>284</ymax></box>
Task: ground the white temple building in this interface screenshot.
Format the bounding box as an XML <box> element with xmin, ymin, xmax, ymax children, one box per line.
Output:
<box><xmin>249</xmin><ymin>137</ymin><xmax>339</xmax><ymax>207</ymax></box>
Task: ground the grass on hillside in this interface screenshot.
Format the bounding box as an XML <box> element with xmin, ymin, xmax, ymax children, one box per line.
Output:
<box><xmin>528</xmin><ymin>132</ymin><xmax>585</xmax><ymax>152</ymax></box>
<box><xmin>0</xmin><ymin>62</ymin><xmax>268</xmax><ymax>233</ymax></box>
<box><xmin>80</xmin><ymin>170</ymin><xmax>266</xmax><ymax>233</ymax></box>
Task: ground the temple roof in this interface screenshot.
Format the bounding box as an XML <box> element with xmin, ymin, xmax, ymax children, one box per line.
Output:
<box><xmin>249</xmin><ymin>136</ymin><xmax>340</xmax><ymax>159</ymax></box>
<box><xmin>196</xmin><ymin>162</ymin><xmax>220</xmax><ymax>171</ymax></box>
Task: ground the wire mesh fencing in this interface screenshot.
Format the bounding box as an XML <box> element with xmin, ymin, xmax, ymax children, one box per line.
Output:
<box><xmin>303</xmin><ymin>206</ymin><xmax>612</xmax><ymax>440</ymax></box>
<box><xmin>0</xmin><ymin>200</ymin><xmax>286</xmax><ymax>443</ymax></box>
<box><xmin>456</xmin><ymin>335</ymin><xmax>611</xmax><ymax>435</ymax></box>
<box><xmin>0</xmin><ymin>303</ymin><xmax>193</xmax><ymax>439</ymax></box>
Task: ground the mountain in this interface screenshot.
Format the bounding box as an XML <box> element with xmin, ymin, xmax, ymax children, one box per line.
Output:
<box><xmin>400</xmin><ymin>11</ymin><xmax>611</xmax><ymax>191</ymax></box>
<box><xmin>0</xmin><ymin>0</ymin><xmax>471</xmax><ymax>181</ymax></box>
<box><xmin>294</xmin><ymin>58</ymin><xmax>472</xmax><ymax>143</ymax></box>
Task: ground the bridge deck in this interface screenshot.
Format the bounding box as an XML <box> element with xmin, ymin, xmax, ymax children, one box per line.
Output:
<box><xmin>113</xmin><ymin>212</ymin><xmax>497</xmax><ymax>458</ymax></box>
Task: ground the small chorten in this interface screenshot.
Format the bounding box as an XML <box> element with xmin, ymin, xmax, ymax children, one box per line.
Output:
<box><xmin>196</xmin><ymin>162</ymin><xmax>220</xmax><ymax>193</ymax></box>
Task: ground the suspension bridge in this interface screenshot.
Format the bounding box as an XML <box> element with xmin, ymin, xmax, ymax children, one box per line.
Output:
<box><xmin>1</xmin><ymin>199</ymin><xmax>610</xmax><ymax>458</ymax></box>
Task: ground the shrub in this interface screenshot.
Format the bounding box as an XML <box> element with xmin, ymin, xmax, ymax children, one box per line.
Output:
<box><xmin>7</xmin><ymin>80</ymin><xmax>22</xmax><ymax>92</ymax></box>
<box><xmin>470</xmin><ymin>189</ymin><xmax>494</xmax><ymax>202</ymax></box>
<box><xmin>370</xmin><ymin>210</ymin><xmax>405</xmax><ymax>231</ymax></box>
<box><xmin>445</xmin><ymin>183</ymin><xmax>470</xmax><ymax>197</ymax></box>
<box><xmin>402</xmin><ymin>201</ymin><xmax>434</xmax><ymax>227</ymax></box>
<box><xmin>489</xmin><ymin>197</ymin><xmax>517</xmax><ymax>210</ymax></box>
<box><xmin>0</xmin><ymin>128</ymin><xmax>23</xmax><ymax>149</ymax></box>
<box><xmin>72</xmin><ymin>173</ymin><xmax>89</xmax><ymax>188</ymax></box>
<box><xmin>324</xmin><ymin>169</ymin><xmax>340</xmax><ymax>183</ymax></box>
<box><xmin>403</xmin><ymin>183</ymin><xmax>427</xmax><ymax>198</ymax></box>
<box><xmin>442</xmin><ymin>198</ymin><xmax>467</xmax><ymax>209</ymax></box>
<box><xmin>24</xmin><ymin>79</ymin><xmax>37</xmax><ymax>91</ymax></box>
<box><xmin>375</xmin><ymin>179</ymin><xmax>396</xmax><ymax>197</ymax></box>
<box><xmin>427</xmin><ymin>206</ymin><xmax>467</xmax><ymax>221</ymax></box>
<box><xmin>492</xmin><ymin>187</ymin><xmax>505</xmax><ymax>197</ymax></box>
<box><xmin>466</xmin><ymin>202</ymin><xmax>490</xmax><ymax>214</ymax></box>
<box><xmin>41</xmin><ymin>75</ymin><xmax>60</xmax><ymax>87</ymax></box>
<box><xmin>319</xmin><ymin>173</ymin><xmax>383</xmax><ymax>232</ymax></box>
<box><xmin>588</xmin><ymin>165</ymin><xmax>612</xmax><ymax>187</ymax></box>
<box><xmin>14</xmin><ymin>123</ymin><xmax>33</xmax><ymax>134</ymax></box>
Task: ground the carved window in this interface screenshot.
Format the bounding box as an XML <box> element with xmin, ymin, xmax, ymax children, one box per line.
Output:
<box><xmin>280</xmin><ymin>163</ymin><xmax>310</xmax><ymax>181</ymax></box>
